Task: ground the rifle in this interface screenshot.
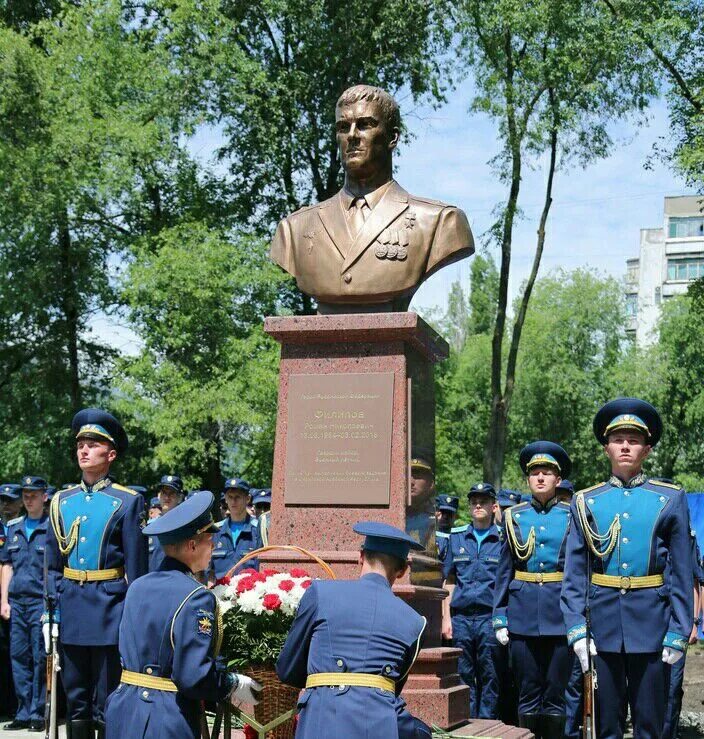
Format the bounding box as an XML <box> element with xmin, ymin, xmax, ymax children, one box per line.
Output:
<box><xmin>44</xmin><ymin>589</ymin><xmax>59</xmax><ymax>738</ymax></box>
<box><xmin>582</xmin><ymin>560</ymin><xmax>597</xmax><ymax>738</ymax></box>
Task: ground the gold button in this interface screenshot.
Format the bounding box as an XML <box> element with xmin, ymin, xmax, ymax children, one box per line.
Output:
<box><xmin>385</xmin><ymin>666</ymin><xmax>391</xmax><ymax>673</ymax></box>
<box><xmin>336</xmin><ymin>659</ymin><xmax>343</xmax><ymax>667</ymax></box>
<box><xmin>146</xmin><ymin>667</ymin><xmax>153</xmax><ymax>675</ymax></box>
<box><xmin>142</xmin><ymin>690</ymin><xmax>149</xmax><ymax>698</ymax></box>
<box><xmin>343</xmin><ymin>274</ymin><xmax>352</xmax><ymax>284</ymax></box>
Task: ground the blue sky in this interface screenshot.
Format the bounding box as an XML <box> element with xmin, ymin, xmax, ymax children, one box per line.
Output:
<box><xmin>396</xmin><ymin>79</ymin><xmax>693</xmax><ymax>314</ymax></box>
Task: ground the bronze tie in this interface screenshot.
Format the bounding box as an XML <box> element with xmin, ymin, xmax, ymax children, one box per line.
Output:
<box><xmin>350</xmin><ymin>196</ymin><xmax>370</xmax><ymax>236</ymax></box>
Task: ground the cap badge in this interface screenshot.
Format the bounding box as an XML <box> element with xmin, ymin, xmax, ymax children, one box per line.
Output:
<box><xmin>25</xmin><ymin>477</ymin><xmax>31</xmax><ymax>485</ymax></box>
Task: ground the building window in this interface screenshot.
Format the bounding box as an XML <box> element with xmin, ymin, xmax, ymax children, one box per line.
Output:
<box><xmin>626</xmin><ymin>262</ymin><xmax>639</xmax><ymax>284</ymax></box>
<box><xmin>668</xmin><ymin>216</ymin><xmax>704</xmax><ymax>238</ymax></box>
<box><xmin>626</xmin><ymin>294</ymin><xmax>638</xmax><ymax>316</ymax></box>
<box><xmin>667</xmin><ymin>257</ymin><xmax>704</xmax><ymax>281</ymax></box>
<box><xmin>655</xmin><ymin>287</ymin><xmax>661</xmax><ymax>305</ymax></box>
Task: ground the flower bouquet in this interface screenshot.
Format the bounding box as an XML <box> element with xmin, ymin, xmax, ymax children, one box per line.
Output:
<box><xmin>213</xmin><ymin>567</ymin><xmax>314</xmax><ymax>739</ymax></box>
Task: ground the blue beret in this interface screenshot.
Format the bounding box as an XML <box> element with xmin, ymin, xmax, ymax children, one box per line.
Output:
<box><xmin>519</xmin><ymin>441</ymin><xmax>571</xmax><ymax>479</ymax></box>
<box><xmin>143</xmin><ymin>490</ymin><xmax>218</xmax><ymax>545</ymax></box>
<box><xmin>0</xmin><ymin>483</ymin><xmax>21</xmax><ymax>500</ymax></box>
<box><xmin>497</xmin><ymin>489</ymin><xmax>522</xmax><ymax>508</ymax></box>
<box><xmin>149</xmin><ymin>496</ymin><xmax>162</xmax><ymax>508</ymax></box>
<box><xmin>223</xmin><ymin>478</ymin><xmax>250</xmax><ymax>493</ymax></box>
<box><xmin>158</xmin><ymin>475</ymin><xmax>184</xmax><ymax>494</ymax></box>
<box><xmin>468</xmin><ymin>482</ymin><xmax>497</xmax><ymax>499</ymax></box>
<box><xmin>556</xmin><ymin>479</ymin><xmax>575</xmax><ymax>495</ymax></box>
<box><xmin>20</xmin><ymin>475</ymin><xmax>48</xmax><ymax>491</ymax></box>
<box><xmin>593</xmin><ymin>398</ymin><xmax>662</xmax><ymax>446</ymax></box>
<box><xmin>72</xmin><ymin>408</ymin><xmax>128</xmax><ymax>456</ymax></box>
<box><xmin>435</xmin><ymin>494</ymin><xmax>459</xmax><ymax>512</ymax></box>
<box><xmin>353</xmin><ymin>521</ymin><xmax>424</xmax><ymax>561</ymax></box>
<box><xmin>254</xmin><ymin>488</ymin><xmax>272</xmax><ymax>504</ymax></box>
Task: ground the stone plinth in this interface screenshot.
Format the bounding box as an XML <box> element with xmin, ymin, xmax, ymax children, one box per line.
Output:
<box><xmin>263</xmin><ymin>312</ymin><xmax>469</xmax><ymax>729</ymax></box>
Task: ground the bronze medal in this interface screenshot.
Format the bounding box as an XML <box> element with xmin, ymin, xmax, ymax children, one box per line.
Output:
<box><xmin>396</xmin><ymin>247</ymin><xmax>408</xmax><ymax>260</ymax></box>
<box><xmin>386</xmin><ymin>243</ymin><xmax>398</xmax><ymax>259</ymax></box>
<box><xmin>375</xmin><ymin>243</ymin><xmax>388</xmax><ymax>259</ymax></box>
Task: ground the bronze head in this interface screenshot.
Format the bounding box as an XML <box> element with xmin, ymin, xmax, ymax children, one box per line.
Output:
<box><xmin>335</xmin><ymin>85</ymin><xmax>400</xmax><ymax>184</ymax></box>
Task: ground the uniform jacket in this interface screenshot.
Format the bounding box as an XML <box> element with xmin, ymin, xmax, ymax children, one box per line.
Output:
<box><xmin>276</xmin><ymin>573</ymin><xmax>430</xmax><ymax>739</ymax></box>
<box><xmin>148</xmin><ymin>535</ymin><xmax>165</xmax><ymax>573</ymax></box>
<box><xmin>0</xmin><ymin>515</ymin><xmax>48</xmax><ymax>600</ymax></box>
<box><xmin>561</xmin><ymin>475</ymin><xmax>693</xmax><ymax>653</ymax></box>
<box><xmin>105</xmin><ymin>557</ymin><xmax>234</xmax><ymax>739</ymax></box>
<box><xmin>436</xmin><ymin>529</ymin><xmax>449</xmax><ymax>561</ymax></box>
<box><xmin>493</xmin><ymin>497</ymin><xmax>571</xmax><ymax>637</ymax></box>
<box><xmin>442</xmin><ymin>524</ymin><xmax>502</xmax><ymax>614</ymax></box>
<box><xmin>45</xmin><ymin>477</ymin><xmax>148</xmax><ymax>645</ymax></box>
<box><xmin>270</xmin><ymin>180</ymin><xmax>473</xmax><ymax>306</ymax></box>
<box><xmin>209</xmin><ymin>515</ymin><xmax>261</xmax><ymax>580</ymax></box>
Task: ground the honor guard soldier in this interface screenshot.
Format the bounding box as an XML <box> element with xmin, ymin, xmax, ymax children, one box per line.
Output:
<box><xmin>561</xmin><ymin>399</ymin><xmax>694</xmax><ymax>739</ymax></box>
<box><xmin>493</xmin><ymin>442</ymin><xmax>573</xmax><ymax>738</ymax></box>
<box><xmin>407</xmin><ymin>454</ymin><xmax>436</xmax><ymax>553</ymax></box>
<box><xmin>105</xmin><ymin>491</ymin><xmax>261</xmax><ymax>739</ymax></box>
<box><xmin>45</xmin><ymin>409</ymin><xmax>148</xmax><ymax>738</ymax></box>
<box><xmin>0</xmin><ymin>483</ymin><xmax>20</xmax><ymax>721</ymax></box>
<box><xmin>441</xmin><ymin>483</ymin><xmax>502</xmax><ymax>718</ymax></box>
<box><xmin>664</xmin><ymin>521</ymin><xmax>704</xmax><ymax>739</ymax></box>
<box><xmin>495</xmin><ymin>489</ymin><xmax>522</xmax><ymax>525</ymax></box>
<box><xmin>148</xmin><ymin>475</ymin><xmax>185</xmax><ymax>572</ymax></box>
<box><xmin>0</xmin><ymin>477</ymin><xmax>49</xmax><ymax>731</ymax></box>
<box><xmin>147</xmin><ymin>497</ymin><xmax>162</xmax><ymax>520</ymax></box>
<box><xmin>210</xmin><ymin>478</ymin><xmax>261</xmax><ymax>580</ymax></box>
<box><xmin>253</xmin><ymin>488</ymin><xmax>272</xmax><ymax>545</ymax></box>
<box><xmin>434</xmin><ymin>494</ymin><xmax>459</xmax><ymax>560</ymax></box>
<box><xmin>276</xmin><ymin>521</ymin><xmax>431</xmax><ymax>739</ymax></box>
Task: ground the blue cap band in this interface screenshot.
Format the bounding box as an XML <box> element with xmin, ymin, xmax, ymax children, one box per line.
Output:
<box><xmin>362</xmin><ymin>535</ymin><xmax>411</xmax><ymax>561</ymax></box>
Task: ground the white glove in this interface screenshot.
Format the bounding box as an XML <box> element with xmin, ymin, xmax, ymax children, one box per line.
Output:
<box><xmin>230</xmin><ymin>674</ymin><xmax>263</xmax><ymax>705</ymax></box>
<box><xmin>43</xmin><ymin>623</ymin><xmax>50</xmax><ymax>654</ymax></box>
<box><xmin>573</xmin><ymin>637</ymin><xmax>598</xmax><ymax>673</ymax></box>
<box><xmin>495</xmin><ymin>628</ymin><xmax>509</xmax><ymax>646</ymax></box>
<box><xmin>662</xmin><ymin>647</ymin><xmax>684</xmax><ymax>665</ymax></box>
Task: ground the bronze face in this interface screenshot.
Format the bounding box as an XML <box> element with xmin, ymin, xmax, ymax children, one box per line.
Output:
<box><xmin>335</xmin><ymin>99</ymin><xmax>398</xmax><ymax>182</ymax></box>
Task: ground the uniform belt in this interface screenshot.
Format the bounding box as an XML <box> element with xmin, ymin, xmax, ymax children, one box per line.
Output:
<box><xmin>63</xmin><ymin>566</ymin><xmax>125</xmax><ymax>583</ymax></box>
<box><xmin>514</xmin><ymin>571</ymin><xmax>563</xmax><ymax>583</ymax></box>
<box><xmin>306</xmin><ymin>673</ymin><xmax>395</xmax><ymax>691</ymax></box>
<box><xmin>120</xmin><ymin>670</ymin><xmax>178</xmax><ymax>692</ymax></box>
<box><xmin>591</xmin><ymin>573</ymin><xmax>664</xmax><ymax>590</ymax></box>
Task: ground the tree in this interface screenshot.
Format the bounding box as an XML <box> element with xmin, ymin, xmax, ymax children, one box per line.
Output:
<box><xmin>454</xmin><ymin>0</ymin><xmax>657</xmax><ymax>486</ymax></box>
<box><xmin>468</xmin><ymin>253</ymin><xmax>499</xmax><ymax>336</ymax></box>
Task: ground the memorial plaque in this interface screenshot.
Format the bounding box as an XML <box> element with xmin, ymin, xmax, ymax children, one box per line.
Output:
<box><xmin>285</xmin><ymin>372</ymin><xmax>395</xmax><ymax>505</ymax></box>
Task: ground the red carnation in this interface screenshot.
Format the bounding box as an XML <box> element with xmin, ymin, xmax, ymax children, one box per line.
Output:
<box><xmin>251</xmin><ymin>572</ymin><xmax>267</xmax><ymax>583</ymax></box>
<box><xmin>240</xmin><ymin>568</ymin><xmax>258</xmax><ymax>576</ymax></box>
<box><xmin>262</xmin><ymin>593</ymin><xmax>282</xmax><ymax>611</ymax></box>
<box><xmin>301</xmin><ymin>579</ymin><xmax>313</xmax><ymax>589</ymax></box>
<box><xmin>243</xmin><ymin>726</ymin><xmax>257</xmax><ymax>739</ymax></box>
<box><xmin>237</xmin><ymin>576</ymin><xmax>256</xmax><ymax>594</ymax></box>
<box><xmin>262</xmin><ymin>569</ymin><xmax>279</xmax><ymax>577</ymax></box>
<box><xmin>290</xmin><ymin>568</ymin><xmax>309</xmax><ymax>578</ymax></box>
<box><xmin>278</xmin><ymin>579</ymin><xmax>295</xmax><ymax>592</ymax></box>
<box><xmin>215</xmin><ymin>576</ymin><xmax>231</xmax><ymax>586</ymax></box>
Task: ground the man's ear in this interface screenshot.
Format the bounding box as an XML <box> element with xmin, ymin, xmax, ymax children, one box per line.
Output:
<box><xmin>643</xmin><ymin>445</ymin><xmax>652</xmax><ymax>460</ymax></box>
<box><xmin>108</xmin><ymin>447</ymin><xmax>117</xmax><ymax>464</ymax></box>
<box><xmin>388</xmin><ymin>126</ymin><xmax>400</xmax><ymax>151</ymax></box>
<box><xmin>396</xmin><ymin>561</ymin><xmax>409</xmax><ymax>582</ymax></box>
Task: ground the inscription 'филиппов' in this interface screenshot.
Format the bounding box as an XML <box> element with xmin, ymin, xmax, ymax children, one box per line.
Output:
<box><xmin>285</xmin><ymin>373</ymin><xmax>394</xmax><ymax>505</ymax></box>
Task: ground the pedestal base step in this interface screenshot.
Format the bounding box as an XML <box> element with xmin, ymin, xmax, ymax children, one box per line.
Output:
<box><xmin>443</xmin><ymin>719</ymin><xmax>534</xmax><ymax>738</ymax></box>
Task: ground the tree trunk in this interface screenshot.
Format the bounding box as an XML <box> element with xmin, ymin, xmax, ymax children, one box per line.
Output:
<box><xmin>58</xmin><ymin>212</ymin><xmax>81</xmax><ymax>412</ymax></box>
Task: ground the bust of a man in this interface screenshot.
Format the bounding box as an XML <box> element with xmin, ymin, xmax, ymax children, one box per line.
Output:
<box><xmin>270</xmin><ymin>85</ymin><xmax>474</xmax><ymax>313</ymax></box>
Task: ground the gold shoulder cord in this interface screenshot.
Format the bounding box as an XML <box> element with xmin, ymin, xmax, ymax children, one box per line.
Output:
<box><xmin>213</xmin><ymin>599</ymin><xmax>223</xmax><ymax>657</ymax></box>
<box><xmin>575</xmin><ymin>493</ymin><xmax>620</xmax><ymax>559</ymax></box>
<box><xmin>505</xmin><ymin>508</ymin><xmax>536</xmax><ymax>562</ymax></box>
<box><xmin>49</xmin><ymin>493</ymin><xmax>80</xmax><ymax>556</ymax></box>
<box><xmin>260</xmin><ymin>514</ymin><xmax>269</xmax><ymax>547</ymax></box>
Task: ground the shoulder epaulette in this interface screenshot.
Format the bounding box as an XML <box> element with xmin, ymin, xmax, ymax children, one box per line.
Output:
<box><xmin>577</xmin><ymin>482</ymin><xmax>606</xmax><ymax>495</ymax></box>
<box><xmin>60</xmin><ymin>484</ymin><xmax>80</xmax><ymax>494</ymax></box>
<box><xmin>450</xmin><ymin>524</ymin><xmax>469</xmax><ymax>533</ymax></box>
<box><xmin>111</xmin><ymin>483</ymin><xmax>138</xmax><ymax>495</ymax></box>
<box><xmin>436</xmin><ymin>530</ymin><xmax>450</xmax><ymax>539</ymax></box>
<box><xmin>7</xmin><ymin>516</ymin><xmax>24</xmax><ymax>527</ymax></box>
<box><xmin>215</xmin><ymin>519</ymin><xmax>226</xmax><ymax>529</ymax></box>
<box><xmin>410</xmin><ymin>193</ymin><xmax>448</xmax><ymax>207</ymax></box>
<box><xmin>250</xmin><ymin>517</ymin><xmax>259</xmax><ymax>527</ymax></box>
<box><xmin>648</xmin><ymin>478</ymin><xmax>682</xmax><ymax>490</ymax></box>
<box><xmin>290</xmin><ymin>202</ymin><xmax>319</xmax><ymax>217</ymax></box>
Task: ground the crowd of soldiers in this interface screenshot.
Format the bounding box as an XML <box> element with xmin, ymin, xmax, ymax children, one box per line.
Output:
<box><xmin>0</xmin><ymin>397</ymin><xmax>702</xmax><ymax>739</ymax></box>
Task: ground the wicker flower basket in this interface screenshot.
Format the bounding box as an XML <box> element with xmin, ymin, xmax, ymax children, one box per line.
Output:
<box><xmin>225</xmin><ymin>545</ymin><xmax>337</xmax><ymax>739</ymax></box>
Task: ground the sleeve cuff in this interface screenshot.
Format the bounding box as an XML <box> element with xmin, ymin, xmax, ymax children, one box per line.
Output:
<box><xmin>492</xmin><ymin>615</ymin><xmax>507</xmax><ymax>630</ymax></box>
<box><xmin>41</xmin><ymin>610</ymin><xmax>60</xmax><ymax>625</ymax></box>
<box><xmin>567</xmin><ymin>623</ymin><xmax>587</xmax><ymax>646</ymax></box>
<box><xmin>663</xmin><ymin>631</ymin><xmax>688</xmax><ymax>652</ymax></box>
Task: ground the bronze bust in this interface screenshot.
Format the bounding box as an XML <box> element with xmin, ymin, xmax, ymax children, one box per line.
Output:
<box><xmin>270</xmin><ymin>85</ymin><xmax>474</xmax><ymax>313</ymax></box>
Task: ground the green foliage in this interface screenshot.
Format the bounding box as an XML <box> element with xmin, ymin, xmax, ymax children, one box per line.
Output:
<box><xmin>222</xmin><ymin>604</ymin><xmax>291</xmax><ymax>671</ymax></box>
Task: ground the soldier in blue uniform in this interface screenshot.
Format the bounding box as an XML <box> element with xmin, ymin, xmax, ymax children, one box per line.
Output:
<box><xmin>209</xmin><ymin>478</ymin><xmax>261</xmax><ymax>580</ymax></box>
<box><xmin>663</xmin><ymin>523</ymin><xmax>703</xmax><ymax>739</ymax></box>
<box><xmin>561</xmin><ymin>398</ymin><xmax>694</xmax><ymax>739</ymax></box>
<box><xmin>253</xmin><ymin>488</ymin><xmax>272</xmax><ymax>545</ymax></box>
<box><xmin>147</xmin><ymin>497</ymin><xmax>162</xmax><ymax>520</ymax></box>
<box><xmin>441</xmin><ymin>483</ymin><xmax>501</xmax><ymax>718</ymax></box>
<box><xmin>276</xmin><ymin>521</ymin><xmax>431</xmax><ymax>739</ymax></box>
<box><xmin>45</xmin><ymin>409</ymin><xmax>148</xmax><ymax>739</ymax></box>
<box><xmin>0</xmin><ymin>477</ymin><xmax>49</xmax><ymax>731</ymax></box>
<box><xmin>496</xmin><ymin>490</ymin><xmax>522</xmax><ymax>522</ymax></box>
<box><xmin>493</xmin><ymin>441</ymin><xmax>573</xmax><ymax>739</ymax></box>
<box><xmin>0</xmin><ymin>483</ymin><xmax>20</xmax><ymax>722</ymax></box>
<box><xmin>434</xmin><ymin>494</ymin><xmax>459</xmax><ymax>561</ymax></box>
<box><xmin>407</xmin><ymin>455</ymin><xmax>436</xmax><ymax>553</ymax></box>
<box><xmin>148</xmin><ymin>475</ymin><xmax>185</xmax><ymax>572</ymax></box>
<box><xmin>105</xmin><ymin>490</ymin><xmax>261</xmax><ymax>739</ymax></box>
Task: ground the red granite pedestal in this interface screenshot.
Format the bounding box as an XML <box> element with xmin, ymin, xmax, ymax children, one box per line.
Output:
<box><xmin>262</xmin><ymin>312</ymin><xmax>470</xmax><ymax>730</ymax></box>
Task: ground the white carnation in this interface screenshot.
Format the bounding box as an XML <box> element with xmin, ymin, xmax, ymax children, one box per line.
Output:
<box><xmin>237</xmin><ymin>589</ymin><xmax>264</xmax><ymax>615</ymax></box>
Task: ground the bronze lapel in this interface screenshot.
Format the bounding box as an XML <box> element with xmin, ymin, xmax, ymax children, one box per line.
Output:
<box><xmin>340</xmin><ymin>183</ymin><xmax>409</xmax><ymax>274</ymax></box>
<box><xmin>317</xmin><ymin>193</ymin><xmax>352</xmax><ymax>260</ymax></box>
